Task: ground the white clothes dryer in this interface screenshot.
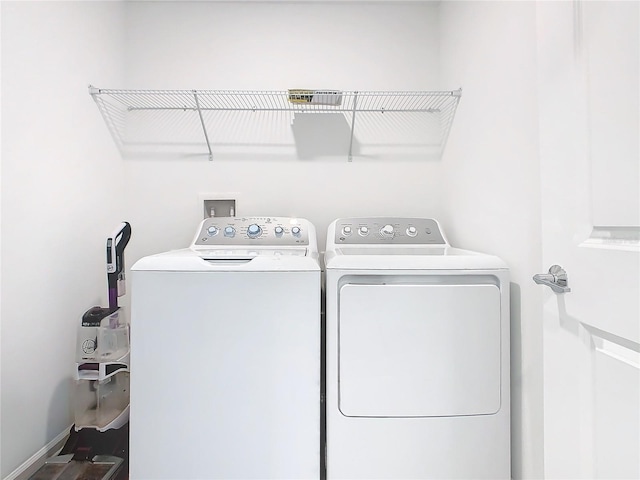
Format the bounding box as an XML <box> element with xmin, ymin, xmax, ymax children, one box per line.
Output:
<box><xmin>130</xmin><ymin>217</ymin><xmax>321</xmax><ymax>480</ymax></box>
<box><xmin>325</xmin><ymin>217</ymin><xmax>510</xmax><ymax>480</ymax></box>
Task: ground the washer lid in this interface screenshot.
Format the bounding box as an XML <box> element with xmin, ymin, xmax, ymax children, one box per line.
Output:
<box><xmin>132</xmin><ymin>248</ymin><xmax>320</xmax><ymax>272</ymax></box>
<box><xmin>133</xmin><ymin>216</ymin><xmax>321</xmax><ymax>272</ymax></box>
<box><xmin>197</xmin><ymin>248</ymin><xmax>308</xmax><ymax>257</ymax></box>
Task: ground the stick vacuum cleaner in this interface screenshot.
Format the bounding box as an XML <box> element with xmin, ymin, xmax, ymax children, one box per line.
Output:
<box><xmin>30</xmin><ymin>223</ymin><xmax>132</xmax><ymax>480</ymax></box>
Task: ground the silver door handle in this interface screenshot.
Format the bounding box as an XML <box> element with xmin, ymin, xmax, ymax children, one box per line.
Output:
<box><xmin>533</xmin><ymin>265</ymin><xmax>571</xmax><ymax>293</ymax></box>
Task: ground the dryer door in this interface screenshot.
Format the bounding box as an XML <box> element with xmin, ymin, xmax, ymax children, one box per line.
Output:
<box><xmin>338</xmin><ymin>282</ymin><xmax>501</xmax><ymax>417</ymax></box>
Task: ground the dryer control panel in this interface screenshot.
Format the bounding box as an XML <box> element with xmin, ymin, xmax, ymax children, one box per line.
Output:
<box><xmin>193</xmin><ymin>217</ymin><xmax>310</xmax><ymax>246</ymax></box>
<box><xmin>334</xmin><ymin>217</ymin><xmax>446</xmax><ymax>245</ymax></box>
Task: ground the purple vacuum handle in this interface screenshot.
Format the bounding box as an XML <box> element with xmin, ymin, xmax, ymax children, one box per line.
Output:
<box><xmin>107</xmin><ymin>222</ymin><xmax>132</xmax><ymax>310</ymax></box>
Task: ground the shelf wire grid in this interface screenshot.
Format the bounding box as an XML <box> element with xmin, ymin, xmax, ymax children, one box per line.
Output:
<box><xmin>89</xmin><ymin>87</ymin><xmax>461</xmax><ymax>160</ymax></box>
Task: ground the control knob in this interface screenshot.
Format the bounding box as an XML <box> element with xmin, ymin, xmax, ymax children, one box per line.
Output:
<box><xmin>247</xmin><ymin>224</ymin><xmax>262</xmax><ymax>238</ymax></box>
<box><xmin>291</xmin><ymin>226</ymin><xmax>301</xmax><ymax>237</ymax></box>
<box><xmin>380</xmin><ymin>224</ymin><xmax>395</xmax><ymax>238</ymax></box>
<box><xmin>274</xmin><ymin>226</ymin><xmax>284</xmax><ymax>237</ymax></box>
<box><xmin>358</xmin><ymin>226</ymin><xmax>369</xmax><ymax>236</ymax></box>
<box><xmin>406</xmin><ymin>226</ymin><xmax>418</xmax><ymax>237</ymax></box>
<box><xmin>207</xmin><ymin>226</ymin><xmax>219</xmax><ymax>236</ymax></box>
<box><xmin>224</xmin><ymin>226</ymin><xmax>236</xmax><ymax>237</ymax></box>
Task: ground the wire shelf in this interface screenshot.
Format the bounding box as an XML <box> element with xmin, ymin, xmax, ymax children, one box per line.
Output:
<box><xmin>89</xmin><ymin>87</ymin><xmax>461</xmax><ymax>161</ymax></box>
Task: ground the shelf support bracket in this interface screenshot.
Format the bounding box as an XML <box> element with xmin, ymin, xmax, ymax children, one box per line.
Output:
<box><xmin>347</xmin><ymin>91</ymin><xmax>358</xmax><ymax>162</ymax></box>
<box><xmin>193</xmin><ymin>91</ymin><xmax>213</xmax><ymax>161</ymax></box>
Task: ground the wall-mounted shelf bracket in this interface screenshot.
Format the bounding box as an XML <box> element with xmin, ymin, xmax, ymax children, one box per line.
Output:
<box><xmin>348</xmin><ymin>92</ymin><xmax>359</xmax><ymax>162</ymax></box>
<box><xmin>193</xmin><ymin>91</ymin><xmax>213</xmax><ymax>161</ymax></box>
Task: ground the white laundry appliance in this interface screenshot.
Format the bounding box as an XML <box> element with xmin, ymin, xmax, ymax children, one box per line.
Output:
<box><xmin>324</xmin><ymin>217</ymin><xmax>510</xmax><ymax>480</ymax></box>
<box><xmin>130</xmin><ymin>217</ymin><xmax>321</xmax><ymax>480</ymax></box>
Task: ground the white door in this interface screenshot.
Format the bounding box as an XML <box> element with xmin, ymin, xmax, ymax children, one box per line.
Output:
<box><xmin>536</xmin><ymin>2</ymin><xmax>639</xmax><ymax>478</ymax></box>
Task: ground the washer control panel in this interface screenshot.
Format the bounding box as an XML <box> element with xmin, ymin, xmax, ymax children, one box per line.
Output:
<box><xmin>194</xmin><ymin>217</ymin><xmax>309</xmax><ymax>246</ymax></box>
<box><xmin>335</xmin><ymin>218</ymin><xmax>446</xmax><ymax>245</ymax></box>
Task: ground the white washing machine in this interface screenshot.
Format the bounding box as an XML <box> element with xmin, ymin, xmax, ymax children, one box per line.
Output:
<box><xmin>130</xmin><ymin>217</ymin><xmax>321</xmax><ymax>480</ymax></box>
<box><xmin>325</xmin><ymin>217</ymin><xmax>510</xmax><ymax>479</ymax></box>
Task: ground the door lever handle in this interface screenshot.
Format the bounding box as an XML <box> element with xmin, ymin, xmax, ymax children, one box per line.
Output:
<box><xmin>533</xmin><ymin>265</ymin><xmax>571</xmax><ymax>293</ymax></box>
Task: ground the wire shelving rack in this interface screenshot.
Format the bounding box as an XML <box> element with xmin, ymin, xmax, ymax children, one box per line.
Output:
<box><xmin>89</xmin><ymin>87</ymin><xmax>462</xmax><ymax>161</ymax></box>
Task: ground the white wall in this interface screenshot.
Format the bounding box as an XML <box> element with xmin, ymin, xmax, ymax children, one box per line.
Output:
<box><xmin>121</xmin><ymin>6</ymin><xmax>545</xmax><ymax>480</ymax></box>
<box><xmin>120</xmin><ymin>1</ymin><xmax>445</xmax><ymax>263</ymax></box>
<box><xmin>438</xmin><ymin>2</ymin><xmax>543</xmax><ymax>479</ymax></box>
<box><xmin>0</xmin><ymin>2</ymin><xmax>126</xmax><ymax>477</ymax></box>
<box><xmin>1</xmin><ymin>1</ymin><xmax>547</xmax><ymax>478</ymax></box>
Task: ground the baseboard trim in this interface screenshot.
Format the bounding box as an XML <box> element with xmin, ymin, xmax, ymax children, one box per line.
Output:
<box><xmin>3</xmin><ymin>426</ymin><xmax>71</xmax><ymax>480</ymax></box>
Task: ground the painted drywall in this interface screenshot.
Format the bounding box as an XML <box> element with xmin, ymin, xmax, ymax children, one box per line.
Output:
<box><xmin>0</xmin><ymin>2</ymin><xmax>126</xmax><ymax>477</ymax></box>
<box><xmin>120</xmin><ymin>1</ymin><xmax>446</xmax><ymax>264</ymax></box>
<box><xmin>438</xmin><ymin>2</ymin><xmax>543</xmax><ymax>479</ymax></box>
<box><xmin>0</xmin><ymin>1</ymin><xmax>548</xmax><ymax>478</ymax></box>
